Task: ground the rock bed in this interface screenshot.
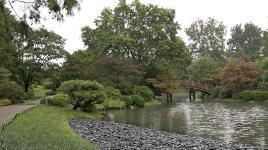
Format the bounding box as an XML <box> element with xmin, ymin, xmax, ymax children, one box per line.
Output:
<box><xmin>69</xmin><ymin>119</ymin><xmax>260</xmax><ymax>150</ymax></box>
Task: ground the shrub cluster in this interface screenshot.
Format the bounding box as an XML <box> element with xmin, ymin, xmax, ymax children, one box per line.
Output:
<box><xmin>40</xmin><ymin>94</ymin><xmax>69</xmax><ymax>107</ymax></box>
<box><xmin>232</xmin><ymin>90</ymin><xmax>268</xmax><ymax>101</ymax></box>
<box><xmin>0</xmin><ymin>82</ymin><xmax>24</xmax><ymax>103</ymax></box>
<box><xmin>134</xmin><ymin>86</ymin><xmax>154</xmax><ymax>102</ymax></box>
<box><xmin>131</xmin><ymin>95</ymin><xmax>145</xmax><ymax>107</ymax></box>
<box><xmin>121</xmin><ymin>95</ymin><xmax>134</xmax><ymax>107</ymax></box>
<box><xmin>0</xmin><ymin>99</ymin><xmax>12</xmax><ymax>106</ymax></box>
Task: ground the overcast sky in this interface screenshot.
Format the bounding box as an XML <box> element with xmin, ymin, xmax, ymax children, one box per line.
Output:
<box><xmin>29</xmin><ymin>0</ymin><xmax>268</xmax><ymax>53</ymax></box>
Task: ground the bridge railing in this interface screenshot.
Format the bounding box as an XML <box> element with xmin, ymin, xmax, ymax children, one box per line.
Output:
<box><xmin>179</xmin><ymin>80</ymin><xmax>213</xmax><ymax>93</ymax></box>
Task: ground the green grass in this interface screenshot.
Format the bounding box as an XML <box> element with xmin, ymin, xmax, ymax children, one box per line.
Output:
<box><xmin>1</xmin><ymin>106</ymin><xmax>101</xmax><ymax>150</ymax></box>
<box><xmin>144</xmin><ymin>100</ymin><xmax>162</xmax><ymax>106</ymax></box>
<box><xmin>33</xmin><ymin>85</ymin><xmax>47</xmax><ymax>99</ymax></box>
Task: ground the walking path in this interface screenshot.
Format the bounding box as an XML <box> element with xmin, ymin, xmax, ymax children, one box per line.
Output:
<box><xmin>0</xmin><ymin>100</ymin><xmax>40</xmax><ymax>126</ymax></box>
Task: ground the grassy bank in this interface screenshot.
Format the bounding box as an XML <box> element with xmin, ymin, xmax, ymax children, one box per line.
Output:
<box><xmin>1</xmin><ymin>106</ymin><xmax>101</xmax><ymax>150</ymax></box>
<box><xmin>144</xmin><ymin>100</ymin><xmax>162</xmax><ymax>106</ymax></box>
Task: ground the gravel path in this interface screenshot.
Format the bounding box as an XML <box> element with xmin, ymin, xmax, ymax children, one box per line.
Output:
<box><xmin>0</xmin><ymin>100</ymin><xmax>39</xmax><ymax>126</ymax></box>
<box><xmin>69</xmin><ymin>119</ymin><xmax>260</xmax><ymax>150</ymax></box>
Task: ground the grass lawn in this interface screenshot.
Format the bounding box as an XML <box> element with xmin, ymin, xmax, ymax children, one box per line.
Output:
<box><xmin>1</xmin><ymin>106</ymin><xmax>101</xmax><ymax>150</ymax></box>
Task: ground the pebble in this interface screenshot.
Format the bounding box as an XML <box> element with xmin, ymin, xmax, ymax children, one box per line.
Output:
<box><xmin>69</xmin><ymin>119</ymin><xmax>262</xmax><ymax>150</ymax></box>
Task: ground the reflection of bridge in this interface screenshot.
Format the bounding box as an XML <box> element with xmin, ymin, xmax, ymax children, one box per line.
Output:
<box><xmin>179</xmin><ymin>80</ymin><xmax>212</xmax><ymax>101</ymax></box>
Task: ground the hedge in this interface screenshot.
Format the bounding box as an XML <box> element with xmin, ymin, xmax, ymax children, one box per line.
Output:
<box><xmin>232</xmin><ymin>90</ymin><xmax>268</xmax><ymax>102</ymax></box>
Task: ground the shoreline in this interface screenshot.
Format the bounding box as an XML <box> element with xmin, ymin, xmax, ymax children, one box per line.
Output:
<box><xmin>69</xmin><ymin>119</ymin><xmax>261</xmax><ymax>150</ymax></box>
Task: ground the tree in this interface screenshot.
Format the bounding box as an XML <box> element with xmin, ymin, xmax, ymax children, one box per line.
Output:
<box><xmin>14</xmin><ymin>28</ymin><xmax>67</xmax><ymax>92</ymax></box>
<box><xmin>81</xmin><ymin>0</ymin><xmax>189</xmax><ymax>67</ymax></box>
<box><xmin>84</xmin><ymin>56</ymin><xmax>142</xmax><ymax>94</ymax></box>
<box><xmin>59</xmin><ymin>80</ymin><xmax>106</xmax><ymax>111</ymax></box>
<box><xmin>0</xmin><ymin>66</ymin><xmax>11</xmax><ymax>83</ymax></box>
<box><xmin>186</xmin><ymin>18</ymin><xmax>226</xmax><ymax>63</ymax></box>
<box><xmin>61</xmin><ymin>50</ymin><xmax>97</xmax><ymax>81</ymax></box>
<box><xmin>220</xmin><ymin>60</ymin><xmax>261</xmax><ymax>92</ymax></box>
<box><xmin>227</xmin><ymin>23</ymin><xmax>263</xmax><ymax>61</ymax></box>
<box><xmin>263</xmin><ymin>31</ymin><xmax>268</xmax><ymax>57</ymax></box>
<box><xmin>187</xmin><ymin>56</ymin><xmax>219</xmax><ymax>83</ymax></box>
<box><xmin>5</xmin><ymin>0</ymin><xmax>80</xmax><ymax>22</ymax></box>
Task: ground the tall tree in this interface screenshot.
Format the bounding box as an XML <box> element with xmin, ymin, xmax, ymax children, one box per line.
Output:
<box><xmin>227</xmin><ymin>23</ymin><xmax>263</xmax><ymax>61</ymax></box>
<box><xmin>81</xmin><ymin>0</ymin><xmax>189</xmax><ymax>67</ymax></box>
<box><xmin>186</xmin><ymin>17</ymin><xmax>226</xmax><ymax>63</ymax></box>
<box><xmin>14</xmin><ymin>28</ymin><xmax>67</xmax><ymax>92</ymax></box>
<box><xmin>5</xmin><ymin>0</ymin><xmax>80</xmax><ymax>22</ymax></box>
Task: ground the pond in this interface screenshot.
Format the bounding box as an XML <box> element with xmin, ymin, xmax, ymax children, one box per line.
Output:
<box><xmin>110</xmin><ymin>95</ymin><xmax>268</xmax><ymax>147</ymax></box>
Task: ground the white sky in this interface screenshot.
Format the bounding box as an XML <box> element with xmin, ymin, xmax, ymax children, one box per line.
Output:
<box><xmin>14</xmin><ymin>0</ymin><xmax>268</xmax><ymax>53</ymax></box>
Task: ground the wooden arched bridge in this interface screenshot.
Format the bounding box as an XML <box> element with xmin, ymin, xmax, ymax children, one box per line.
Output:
<box><xmin>179</xmin><ymin>80</ymin><xmax>213</xmax><ymax>101</ymax></box>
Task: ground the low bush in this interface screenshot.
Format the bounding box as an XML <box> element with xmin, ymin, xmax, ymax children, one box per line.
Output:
<box><xmin>211</xmin><ymin>86</ymin><xmax>222</xmax><ymax>98</ymax></box>
<box><xmin>232</xmin><ymin>90</ymin><xmax>268</xmax><ymax>102</ymax></box>
<box><xmin>101</xmin><ymin>99</ymin><xmax>126</xmax><ymax>110</ymax></box>
<box><xmin>22</xmin><ymin>89</ymin><xmax>34</xmax><ymax>100</ymax></box>
<box><xmin>219</xmin><ymin>88</ymin><xmax>233</xmax><ymax>99</ymax></box>
<box><xmin>131</xmin><ymin>95</ymin><xmax>145</xmax><ymax>107</ymax></box>
<box><xmin>47</xmin><ymin>94</ymin><xmax>69</xmax><ymax>107</ymax></box>
<box><xmin>46</xmin><ymin>90</ymin><xmax>57</xmax><ymax>96</ymax></box>
<box><xmin>104</xmin><ymin>86</ymin><xmax>121</xmax><ymax>100</ymax></box>
<box><xmin>0</xmin><ymin>99</ymin><xmax>12</xmax><ymax>106</ymax></box>
<box><xmin>121</xmin><ymin>95</ymin><xmax>133</xmax><ymax>107</ymax></box>
<box><xmin>134</xmin><ymin>86</ymin><xmax>154</xmax><ymax>102</ymax></box>
<box><xmin>0</xmin><ymin>82</ymin><xmax>24</xmax><ymax>103</ymax></box>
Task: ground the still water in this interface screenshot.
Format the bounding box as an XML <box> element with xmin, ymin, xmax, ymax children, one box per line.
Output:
<box><xmin>110</xmin><ymin>95</ymin><xmax>268</xmax><ymax>147</ymax></box>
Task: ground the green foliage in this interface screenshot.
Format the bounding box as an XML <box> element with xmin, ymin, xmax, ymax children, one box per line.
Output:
<box><xmin>134</xmin><ymin>86</ymin><xmax>154</xmax><ymax>102</ymax></box>
<box><xmin>0</xmin><ymin>81</ymin><xmax>23</xmax><ymax>103</ymax></box>
<box><xmin>219</xmin><ymin>89</ymin><xmax>233</xmax><ymax>99</ymax></box>
<box><xmin>1</xmin><ymin>106</ymin><xmax>99</xmax><ymax>150</ymax></box>
<box><xmin>46</xmin><ymin>90</ymin><xmax>57</xmax><ymax>96</ymax></box>
<box><xmin>22</xmin><ymin>89</ymin><xmax>34</xmax><ymax>100</ymax></box>
<box><xmin>0</xmin><ymin>98</ymin><xmax>12</xmax><ymax>106</ymax></box>
<box><xmin>227</xmin><ymin>23</ymin><xmax>263</xmax><ymax>61</ymax></box>
<box><xmin>0</xmin><ymin>67</ymin><xmax>11</xmax><ymax>83</ymax></box>
<box><xmin>121</xmin><ymin>95</ymin><xmax>134</xmax><ymax>107</ymax></box>
<box><xmin>187</xmin><ymin>56</ymin><xmax>219</xmax><ymax>81</ymax></box>
<box><xmin>186</xmin><ymin>17</ymin><xmax>226</xmax><ymax>63</ymax></box>
<box><xmin>211</xmin><ymin>86</ymin><xmax>222</xmax><ymax>98</ymax></box>
<box><xmin>47</xmin><ymin>94</ymin><xmax>69</xmax><ymax>107</ymax></box>
<box><xmin>131</xmin><ymin>95</ymin><xmax>145</xmax><ymax>107</ymax></box>
<box><xmin>85</xmin><ymin>57</ymin><xmax>142</xmax><ymax>94</ymax></box>
<box><xmin>104</xmin><ymin>86</ymin><xmax>122</xmax><ymax>100</ymax></box>
<box><xmin>59</xmin><ymin>80</ymin><xmax>106</xmax><ymax>111</ymax></box>
<box><xmin>15</xmin><ymin>28</ymin><xmax>67</xmax><ymax>92</ymax></box>
<box><xmin>232</xmin><ymin>90</ymin><xmax>268</xmax><ymax>102</ymax></box>
<box><xmin>101</xmin><ymin>99</ymin><xmax>126</xmax><ymax>110</ymax></box>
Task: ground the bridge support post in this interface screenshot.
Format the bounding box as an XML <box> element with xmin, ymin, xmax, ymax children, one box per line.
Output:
<box><xmin>189</xmin><ymin>89</ymin><xmax>192</xmax><ymax>102</ymax></box>
<box><xmin>193</xmin><ymin>90</ymin><xmax>195</xmax><ymax>101</ymax></box>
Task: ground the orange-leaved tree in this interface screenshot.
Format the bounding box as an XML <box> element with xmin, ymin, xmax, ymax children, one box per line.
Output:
<box><xmin>220</xmin><ymin>60</ymin><xmax>261</xmax><ymax>92</ymax></box>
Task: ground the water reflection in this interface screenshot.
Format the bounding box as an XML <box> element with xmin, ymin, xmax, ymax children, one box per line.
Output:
<box><xmin>111</xmin><ymin>97</ymin><xmax>268</xmax><ymax>147</ymax></box>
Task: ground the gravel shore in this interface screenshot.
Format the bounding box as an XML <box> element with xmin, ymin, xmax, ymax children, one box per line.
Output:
<box><xmin>69</xmin><ymin>119</ymin><xmax>260</xmax><ymax>150</ymax></box>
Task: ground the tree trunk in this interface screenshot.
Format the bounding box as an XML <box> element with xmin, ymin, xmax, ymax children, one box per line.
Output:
<box><xmin>24</xmin><ymin>82</ymin><xmax>29</xmax><ymax>93</ymax></box>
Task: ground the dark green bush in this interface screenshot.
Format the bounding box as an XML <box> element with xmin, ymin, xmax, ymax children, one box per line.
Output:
<box><xmin>0</xmin><ymin>82</ymin><xmax>24</xmax><ymax>103</ymax></box>
<box><xmin>121</xmin><ymin>95</ymin><xmax>133</xmax><ymax>107</ymax></box>
<box><xmin>59</xmin><ymin>80</ymin><xmax>106</xmax><ymax>111</ymax></box>
<box><xmin>0</xmin><ymin>99</ymin><xmax>12</xmax><ymax>106</ymax></box>
<box><xmin>134</xmin><ymin>86</ymin><xmax>154</xmax><ymax>101</ymax></box>
<box><xmin>131</xmin><ymin>95</ymin><xmax>145</xmax><ymax>107</ymax></box>
<box><xmin>232</xmin><ymin>90</ymin><xmax>268</xmax><ymax>102</ymax></box>
<box><xmin>219</xmin><ymin>88</ymin><xmax>233</xmax><ymax>99</ymax></box>
<box><xmin>22</xmin><ymin>89</ymin><xmax>34</xmax><ymax>100</ymax></box>
<box><xmin>47</xmin><ymin>94</ymin><xmax>69</xmax><ymax>107</ymax></box>
<box><xmin>104</xmin><ymin>86</ymin><xmax>121</xmax><ymax>101</ymax></box>
<box><xmin>211</xmin><ymin>86</ymin><xmax>222</xmax><ymax>98</ymax></box>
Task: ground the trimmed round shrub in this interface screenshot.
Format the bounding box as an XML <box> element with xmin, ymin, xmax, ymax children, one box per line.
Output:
<box><xmin>134</xmin><ymin>86</ymin><xmax>154</xmax><ymax>101</ymax></box>
<box><xmin>0</xmin><ymin>82</ymin><xmax>24</xmax><ymax>103</ymax></box>
<box><xmin>47</xmin><ymin>94</ymin><xmax>69</xmax><ymax>107</ymax></box>
<box><xmin>121</xmin><ymin>95</ymin><xmax>133</xmax><ymax>107</ymax></box>
<box><xmin>59</xmin><ymin>80</ymin><xmax>106</xmax><ymax>111</ymax></box>
<box><xmin>131</xmin><ymin>95</ymin><xmax>145</xmax><ymax>107</ymax></box>
<box><xmin>0</xmin><ymin>99</ymin><xmax>12</xmax><ymax>106</ymax></box>
<box><xmin>22</xmin><ymin>89</ymin><xmax>34</xmax><ymax>100</ymax></box>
